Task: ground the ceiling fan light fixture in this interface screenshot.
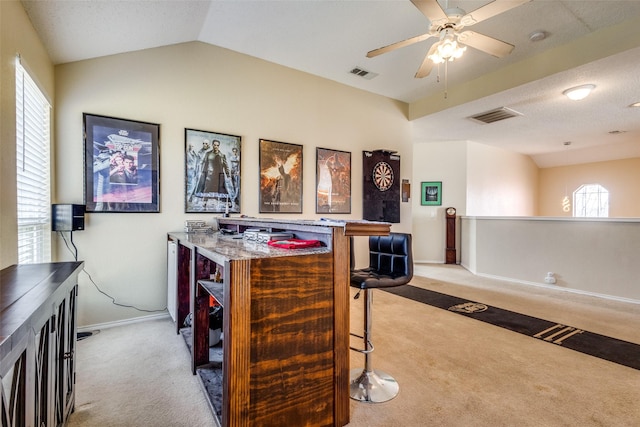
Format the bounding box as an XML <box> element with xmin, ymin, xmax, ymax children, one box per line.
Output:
<box><xmin>429</xmin><ymin>31</ymin><xmax>467</xmax><ymax>64</ymax></box>
<box><xmin>451</xmin><ymin>43</ymin><xmax>466</xmax><ymax>59</ymax></box>
<box><xmin>428</xmin><ymin>50</ymin><xmax>446</xmax><ymax>64</ymax></box>
<box><xmin>367</xmin><ymin>0</ymin><xmax>528</xmax><ymax>79</ymax></box>
<box><xmin>563</xmin><ymin>84</ymin><xmax>596</xmax><ymax>101</ymax></box>
<box><xmin>438</xmin><ymin>37</ymin><xmax>456</xmax><ymax>57</ymax></box>
<box><xmin>439</xmin><ymin>38</ymin><xmax>465</xmax><ymax>59</ymax></box>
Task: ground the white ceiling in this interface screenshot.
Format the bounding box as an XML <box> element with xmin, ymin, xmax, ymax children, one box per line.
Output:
<box><xmin>20</xmin><ymin>0</ymin><xmax>640</xmax><ymax>168</ymax></box>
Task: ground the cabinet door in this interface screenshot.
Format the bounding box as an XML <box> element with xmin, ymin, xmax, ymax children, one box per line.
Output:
<box><xmin>1</xmin><ymin>348</ymin><xmax>27</xmax><ymax>427</ymax></box>
<box><xmin>35</xmin><ymin>319</ymin><xmax>52</xmax><ymax>427</ymax></box>
<box><xmin>54</xmin><ymin>285</ymin><xmax>77</xmax><ymax>426</ymax></box>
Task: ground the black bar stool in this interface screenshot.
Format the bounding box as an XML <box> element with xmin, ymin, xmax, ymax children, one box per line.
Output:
<box><xmin>350</xmin><ymin>233</ymin><xmax>413</xmax><ymax>403</ymax></box>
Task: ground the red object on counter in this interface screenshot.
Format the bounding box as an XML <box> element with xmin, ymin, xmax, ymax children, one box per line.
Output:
<box><xmin>267</xmin><ymin>239</ymin><xmax>322</xmax><ymax>249</ymax></box>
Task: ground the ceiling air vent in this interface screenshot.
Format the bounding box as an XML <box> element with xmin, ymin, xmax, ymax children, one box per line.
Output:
<box><xmin>349</xmin><ymin>66</ymin><xmax>378</xmax><ymax>80</ymax></box>
<box><xmin>468</xmin><ymin>107</ymin><xmax>522</xmax><ymax>124</ymax></box>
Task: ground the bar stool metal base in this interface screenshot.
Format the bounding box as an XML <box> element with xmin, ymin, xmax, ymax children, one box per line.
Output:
<box><xmin>349</xmin><ymin>367</ymin><xmax>399</xmax><ymax>403</ymax></box>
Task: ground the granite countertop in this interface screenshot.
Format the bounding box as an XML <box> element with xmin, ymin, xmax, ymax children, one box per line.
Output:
<box><xmin>169</xmin><ymin>217</ymin><xmax>390</xmax><ymax>262</ymax></box>
<box><xmin>216</xmin><ymin>216</ymin><xmax>391</xmax><ymax>236</ymax></box>
<box><xmin>168</xmin><ymin>231</ymin><xmax>330</xmax><ymax>262</ymax></box>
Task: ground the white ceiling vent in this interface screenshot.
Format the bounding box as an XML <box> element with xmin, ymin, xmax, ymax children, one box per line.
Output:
<box><xmin>468</xmin><ymin>107</ymin><xmax>522</xmax><ymax>124</ymax></box>
<box><xmin>349</xmin><ymin>66</ymin><xmax>378</xmax><ymax>80</ymax></box>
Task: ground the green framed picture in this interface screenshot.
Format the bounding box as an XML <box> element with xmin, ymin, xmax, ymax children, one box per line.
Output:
<box><xmin>421</xmin><ymin>181</ymin><xmax>442</xmax><ymax>206</ymax></box>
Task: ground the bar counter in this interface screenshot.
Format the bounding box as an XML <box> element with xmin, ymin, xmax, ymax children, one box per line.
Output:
<box><xmin>168</xmin><ymin>217</ymin><xmax>390</xmax><ymax>427</ymax></box>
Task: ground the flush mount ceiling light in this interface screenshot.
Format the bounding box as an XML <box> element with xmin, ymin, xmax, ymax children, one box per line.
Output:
<box><xmin>528</xmin><ymin>30</ymin><xmax>546</xmax><ymax>42</ymax></box>
<box><xmin>630</xmin><ymin>102</ymin><xmax>640</xmax><ymax>108</ymax></box>
<box><xmin>563</xmin><ymin>84</ymin><xmax>596</xmax><ymax>101</ymax></box>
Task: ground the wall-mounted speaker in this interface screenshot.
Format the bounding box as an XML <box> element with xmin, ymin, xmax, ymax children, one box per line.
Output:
<box><xmin>52</xmin><ymin>204</ymin><xmax>85</xmax><ymax>231</ymax></box>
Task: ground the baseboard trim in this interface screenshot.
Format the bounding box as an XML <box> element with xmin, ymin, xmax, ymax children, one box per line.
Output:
<box><xmin>417</xmin><ymin>262</ymin><xmax>640</xmax><ymax>306</ymax></box>
<box><xmin>471</xmin><ymin>270</ymin><xmax>640</xmax><ymax>306</ymax></box>
<box><xmin>414</xmin><ymin>259</ymin><xmax>445</xmax><ymax>265</ymax></box>
<box><xmin>78</xmin><ymin>312</ymin><xmax>170</xmax><ymax>333</ymax></box>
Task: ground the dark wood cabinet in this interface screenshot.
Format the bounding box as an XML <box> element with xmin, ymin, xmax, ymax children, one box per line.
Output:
<box><xmin>1</xmin><ymin>262</ymin><xmax>83</xmax><ymax>427</ymax></box>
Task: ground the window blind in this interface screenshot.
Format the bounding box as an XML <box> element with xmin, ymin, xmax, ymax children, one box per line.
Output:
<box><xmin>16</xmin><ymin>57</ymin><xmax>51</xmax><ymax>264</ymax></box>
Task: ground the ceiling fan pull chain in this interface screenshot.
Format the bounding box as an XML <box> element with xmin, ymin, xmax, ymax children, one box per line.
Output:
<box><xmin>444</xmin><ymin>61</ymin><xmax>449</xmax><ymax>99</ymax></box>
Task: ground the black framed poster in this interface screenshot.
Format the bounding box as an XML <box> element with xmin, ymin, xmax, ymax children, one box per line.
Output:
<box><xmin>185</xmin><ymin>128</ymin><xmax>241</xmax><ymax>213</ymax></box>
<box><xmin>83</xmin><ymin>113</ymin><xmax>160</xmax><ymax>213</ymax></box>
<box><xmin>259</xmin><ymin>139</ymin><xmax>303</xmax><ymax>213</ymax></box>
<box><xmin>316</xmin><ymin>147</ymin><xmax>351</xmax><ymax>214</ymax></box>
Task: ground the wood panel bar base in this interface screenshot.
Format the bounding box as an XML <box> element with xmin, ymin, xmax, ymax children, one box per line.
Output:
<box><xmin>169</xmin><ymin>218</ymin><xmax>389</xmax><ymax>427</ymax></box>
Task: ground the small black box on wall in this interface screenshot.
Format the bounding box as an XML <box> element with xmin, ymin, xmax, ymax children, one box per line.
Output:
<box><xmin>52</xmin><ymin>204</ymin><xmax>85</xmax><ymax>231</ymax></box>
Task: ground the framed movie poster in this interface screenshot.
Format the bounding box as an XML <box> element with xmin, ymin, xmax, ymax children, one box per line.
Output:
<box><xmin>185</xmin><ymin>128</ymin><xmax>241</xmax><ymax>213</ymax></box>
<box><xmin>83</xmin><ymin>113</ymin><xmax>160</xmax><ymax>213</ymax></box>
<box><xmin>316</xmin><ymin>148</ymin><xmax>351</xmax><ymax>214</ymax></box>
<box><xmin>259</xmin><ymin>139</ymin><xmax>303</xmax><ymax>213</ymax></box>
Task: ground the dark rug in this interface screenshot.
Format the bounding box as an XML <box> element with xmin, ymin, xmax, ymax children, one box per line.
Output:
<box><xmin>382</xmin><ymin>285</ymin><xmax>640</xmax><ymax>371</ymax></box>
<box><xmin>180</xmin><ymin>328</ymin><xmax>224</xmax><ymax>420</ymax></box>
<box><xmin>198</xmin><ymin>365</ymin><xmax>223</xmax><ymax>419</ymax></box>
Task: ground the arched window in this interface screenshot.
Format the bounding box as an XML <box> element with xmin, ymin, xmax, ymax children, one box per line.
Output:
<box><xmin>573</xmin><ymin>184</ymin><xmax>609</xmax><ymax>217</ymax></box>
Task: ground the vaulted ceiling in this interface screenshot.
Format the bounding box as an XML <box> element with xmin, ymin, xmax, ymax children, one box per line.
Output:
<box><xmin>21</xmin><ymin>0</ymin><xmax>640</xmax><ymax>167</ymax></box>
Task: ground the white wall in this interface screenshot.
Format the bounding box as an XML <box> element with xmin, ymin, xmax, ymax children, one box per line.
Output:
<box><xmin>466</xmin><ymin>142</ymin><xmax>538</xmax><ymax>216</ymax></box>
<box><xmin>55</xmin><ymin>42</ymin><xmax>413</xmax><ymax>327</ymax></box>
<box><xmin>411</xmin><ymin>141</ymin><xmax>467</xmax><ymax>263</ymax></box>
<box><xmin>461</xmin><ymin>216</ymin><xmax>640</xmax><ymax>302</ymax></box>
<box><xmin>411</xmin><ymin>140</ymin><xmax>538</xmax><ymax>263</ymax></box>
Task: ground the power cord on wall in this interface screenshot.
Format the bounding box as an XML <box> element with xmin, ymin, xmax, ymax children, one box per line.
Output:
<box><xmin>59</xmin><ymin>230</ymin><xmax>78</xmax><ymax>261</ymax></box>
<box><xmin>58</xmin><ymin>231</ymin><xmax>167</xmax><ymax>313</ymax></box>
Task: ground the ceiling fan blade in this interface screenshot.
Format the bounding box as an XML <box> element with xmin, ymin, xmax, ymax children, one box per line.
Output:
<box><xmin>461</xmin><ymin>0</ymin><xmax>531</xmax><ymax>26</ymax></box>
<box><xmin>411</xmin><ymin>0</ymin><xmax>448</xmax><ymax>26</ymax></box>
<box><xmin>366</xmin><ymin>33</ymin><xmax>435</xmax><ymax>58</ymax></box>
<box><xmin>458</xmin><ymin>31</ymin><xmax>515</xmax><ymax>58</ymax></box>
<box><xmin>415</xmin><ymin>44</ymin><xmax>438</xmax><ymax>78</ymax></box>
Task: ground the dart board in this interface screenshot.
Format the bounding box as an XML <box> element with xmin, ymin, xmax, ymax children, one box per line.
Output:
<box><xmin>362</xmin><ymin>151</ymin><xmax>400</xmax><ymax>223</ymax></box>
<box><xmin>373</xmin><ymin>161</ymin><xmax>394</xmax><ymax>191</ymax></box>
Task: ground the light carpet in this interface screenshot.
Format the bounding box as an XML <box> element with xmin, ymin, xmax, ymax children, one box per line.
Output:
<box><xmin>68</xmin><ymin>318</ymin><xmax>216</xmax><ymax>426</ymax></box>
<box><xmin>68</xmin><ymin>264</ymin><xmax>640</xmax><ymax>426</ymax></box>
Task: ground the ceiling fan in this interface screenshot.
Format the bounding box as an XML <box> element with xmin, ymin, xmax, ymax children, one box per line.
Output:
<box><xmin>367</xmin><ymin>0</ymin><xmax>531</xmax><ymax>78</ymax></box>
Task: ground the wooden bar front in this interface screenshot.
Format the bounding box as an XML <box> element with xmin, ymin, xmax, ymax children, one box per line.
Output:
<box><xmin>168</xmin><ymin>218</ymin><xmax>389</xmax><ymax>427</ymax></box>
